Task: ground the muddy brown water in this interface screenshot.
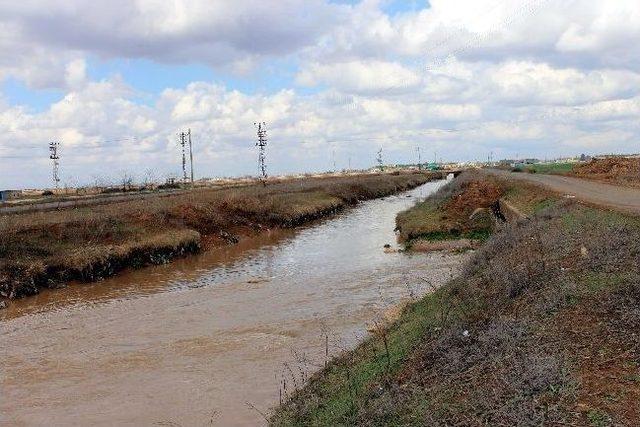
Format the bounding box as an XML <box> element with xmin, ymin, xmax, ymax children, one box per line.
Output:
<box><xmin>1</xmin><ymin>180</ymin><xmax>467</xmax><ymax>426</ymax></box>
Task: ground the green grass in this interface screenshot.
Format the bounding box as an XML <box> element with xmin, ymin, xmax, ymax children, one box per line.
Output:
<box><xmin>395</xmin><ymin>201</ymin><xmax>447</xmax><ymax>241</ymax></box>
<box><xmin>272</xmin><ymin>287</ymin><xmax>458</xmax><ymax>426</ymax></box>
<box><xmin>404</xmin><ymin>229</ymin><xmax>491</xmax><ymax>247</ymax></box>
<box><xmin>587</xmin><ymin>409</ymin><xmax>612</xmax><ymax>427</ymax></box>
<box><xmin>523</xmin><ymin>162</ymin><xmax>575</xmax><ymax>175</ymax></box>
<box><xmin>579</xmin><ymin>271</ymin><xmax>634</xmax><ymax>295</ymax></box>
<box><xmin>395</xmin><ymin>172</ymin><xmax>503</xmax><ymax>243</ymax></box>
<box><xmin>501</xmin><ymin>182</ymin><xmax>560</xmax><ymax>216</ymax></box>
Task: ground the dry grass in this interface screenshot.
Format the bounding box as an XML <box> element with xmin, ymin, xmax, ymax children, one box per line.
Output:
<box><xmin>271</xmin><ymin>179</ymin><xmax>640</xmax><ymax>426</ymax></box>
<box><xmin>0</xmin><ymin>172</ymin><xmax>434</xmax><ymax>299</ymax></box>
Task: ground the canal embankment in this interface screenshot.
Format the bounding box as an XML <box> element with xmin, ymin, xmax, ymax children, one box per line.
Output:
<box><xmin>395</xmin><ymin>170</ymin><xmax>557</xmax><ymax>251</ymax></box>
<box><xmin>0</xmin><ymin>172</ymin><xmax>436</xmax><ymax>302</ymax></box>
<box><xmin>272</xmin><ymin>171</ymin><xmax>640</xmax><ymax>426</ymax></box>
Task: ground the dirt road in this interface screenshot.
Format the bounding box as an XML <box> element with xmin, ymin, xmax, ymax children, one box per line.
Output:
<box><xmin>488</xmin><ymin>170</ymin><xmax>640</xmax><ymax>215</ymax></box>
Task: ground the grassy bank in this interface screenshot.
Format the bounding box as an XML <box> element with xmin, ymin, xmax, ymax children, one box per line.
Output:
<box><xmin>395</xmin><ymin>170</ymin><xmax>557</xmax><ymax>249</ymax></box>
<box><xmin>272</xmin><ymin>177</ymin><xmax>640</xmax><ymax>426</ymax></box>
<box><xmin>0</xmin><ymin>172</ymin><xmax>434</xmax><ymax>300</ymax></box>
<box><xmin>396</xmin><ymin>171</ymin><xmax>504</xmax><ymax>245</ymax></box>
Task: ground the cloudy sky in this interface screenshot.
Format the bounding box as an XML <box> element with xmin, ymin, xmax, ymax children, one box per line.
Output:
<box><xmin>1</xmin><ymin>0</ymin><xmax>639</xmax><ymax>188</ymax></box>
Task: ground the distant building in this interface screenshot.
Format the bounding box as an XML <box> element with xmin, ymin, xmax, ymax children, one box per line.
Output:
<box><xmin>0</xmin><ymin>190</ymin><xmax>21</xmax><ymax>202</ymax></box>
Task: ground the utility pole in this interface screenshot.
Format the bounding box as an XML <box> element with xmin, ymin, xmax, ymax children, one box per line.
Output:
<box><xmin>332</xmin><ymin>149</ymin><xmax>336</xmax><ymax>172</ymax></box>
<box><xmin>255</xmin><ymin>122</ymin><xmax>268</xmax><ymax>185</ymax></box>
<box><xmin>348</xmin><ymin>156</ymin><xmax>352</xmax><ymax>172</ymax></box>
<box><xmin>188</xmin><ymin>128</ymin><xmax>194</xmax><ymax>184</ymax></box>
<box><xmin>416</xmin><ymin>146</ymin><xmax>422</xmax><ymax>170</ymax></box>
<box><xmin>178</xmin><ymin>131</ymin><xmax>188</xmax><ymax>183</ymax></box>
<box><xmin>377</xmin><ymin>148</ymin><xmax>383</xmax><ymax>172</ymax></box>
<box><xmin>49</xmin><ymin>141</ymin><xmax>61</xmax><ymax>189</ymax></box>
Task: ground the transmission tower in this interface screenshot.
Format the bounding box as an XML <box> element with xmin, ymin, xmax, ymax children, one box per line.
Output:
<box><xmin>188</xmin><ymin>129</ymin><xmax>194</xmax><ymax>183</ymax></box>
<box><xmin>416</xmin><ymin>146</ymin><xmax>422</xmax><ymax>170</ymax></box>
<box><xmin>377</xmin><ymin>148</ymin><xmax>383</xmax><ymax>172</ymax></box>
<box><xmin>178</xmin><ymin>131</ymin><xmax>188</xmax><ymax>183</ymax></box>
<box><xmin>255</xmin><ymin>122</ymin><xmax>268</xmax><ymax>185</ymax></box>
<box><xmin>49</xmin><ymin>141</ymin><xmax>61</xmax><ymax>188</ymax></box>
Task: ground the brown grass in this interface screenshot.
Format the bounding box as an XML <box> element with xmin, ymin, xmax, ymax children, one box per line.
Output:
<box><xmin>0</xmin><ymin>172</ymin><xmax>435</xmax><ymax>300</ymax></box>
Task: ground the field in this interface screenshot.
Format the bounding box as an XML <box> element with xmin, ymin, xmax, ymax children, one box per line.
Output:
<box><xmin>519</xmin><ymin>162</ymin><xmax>575</xmax><ymax>175</ymax></box>
<box><xmin>272</xmin><ymin>175</ymin><xmax>640</xmax><ymax>426</ymax></box>
<box><xmin>0</xmin><ymin>172</ymin><xmax>434</xmax><ymax>300</ymax></box>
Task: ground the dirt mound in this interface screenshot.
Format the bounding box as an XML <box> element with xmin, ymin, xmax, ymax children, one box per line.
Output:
<box><xmin>443</xmin><ymin>180</ymin><xmax>503</xmax><ymax>219</ymax></box>
<box><xmin>574</xmin><ymin>157</ymin><xmax>640</xmax><ymax>185</ymax></box>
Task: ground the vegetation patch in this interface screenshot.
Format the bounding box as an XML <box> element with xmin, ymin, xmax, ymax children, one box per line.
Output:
<box><xmin>514</xmin><ymin>157</ymin><xmax>640</xmax><ymax>189</ymax></box>
<box><xmin>397</xmin><ymin>171</ymin><xmax>562</xmax><ymax>251</ymax></box>
<box><xmin>501</xmin><ymin>180</ymin><xmax>559</xmax><ymax>217</ymax></box>
<box><xmin>521</xmin><ymin>162</ymin><xmax>576</xmax><ymax>175</ymax></box>
<box><xmin>272</xmin><ymin>183</ymin><xmax>640</xmax><ymax>426</ymax></box>
<box><xmin>396</xmin><ymin>171</ymin><xmax>505</xmax><ymax>245</ymax></box>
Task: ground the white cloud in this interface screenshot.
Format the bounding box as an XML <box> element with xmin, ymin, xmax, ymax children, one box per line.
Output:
<box><xmin>64</xmin><ymin>59</ymin><xmax>88</xmax><ymax>90</ymax></box>
<box><xmin>0</xmin><ymin>0</ymin><xmax>345</xmax><ymax>89</ymax></box>
<box><xmin>296</xmin><ymin>60</ymin><xmax>422</xmax><ymax>94</ymax></box>
<box><xmin>483</xmin><ymin>61</ymin><xmax>640</xmax><ymax>106</ymax></box>
<box><xmin>312</xmin><ymin>0</ymin><xmax>640</xmax><ymax>71</ymax></box>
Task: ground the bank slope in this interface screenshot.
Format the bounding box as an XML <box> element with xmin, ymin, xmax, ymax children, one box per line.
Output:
<box><xmin>271</xmin><ymin>175</ymin><xmax>640</xmax><ymax>426</ymax></box>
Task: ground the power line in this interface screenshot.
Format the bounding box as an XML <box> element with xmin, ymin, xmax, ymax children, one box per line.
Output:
<box><xmin>332</xmin><ymin>149</ymin><xmax>336</xmax><ymax>172</ymax></box>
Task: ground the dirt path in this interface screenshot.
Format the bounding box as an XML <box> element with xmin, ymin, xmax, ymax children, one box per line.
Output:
<box><xmin>488</xmin><ymin>170</ymin><xmax>640</xmax><ymax>215</ymax></box>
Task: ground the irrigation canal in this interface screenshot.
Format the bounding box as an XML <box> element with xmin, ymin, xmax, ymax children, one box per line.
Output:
<box><xmin>1</xmin><ymin>179</ymin><xmax>467</xmax><ymax>426</ymax></box>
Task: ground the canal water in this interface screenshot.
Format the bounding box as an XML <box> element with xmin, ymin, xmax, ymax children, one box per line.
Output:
<box><xmin>1</xmin><ymin>179</ymin><xmax>466</xmax><ymax>426</ymax></box>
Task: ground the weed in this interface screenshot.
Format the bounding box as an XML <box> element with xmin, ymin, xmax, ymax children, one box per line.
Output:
<box><xmin>587</xmin><ymin>409</ymin><xmax>612</xmax><ymax>427</ymax></box>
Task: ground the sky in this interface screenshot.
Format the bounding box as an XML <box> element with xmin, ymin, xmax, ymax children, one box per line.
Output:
<box><xmin>1</xmin><ymin>0</ymin><xmax>639</xmax><ymax>189</ymax></box>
